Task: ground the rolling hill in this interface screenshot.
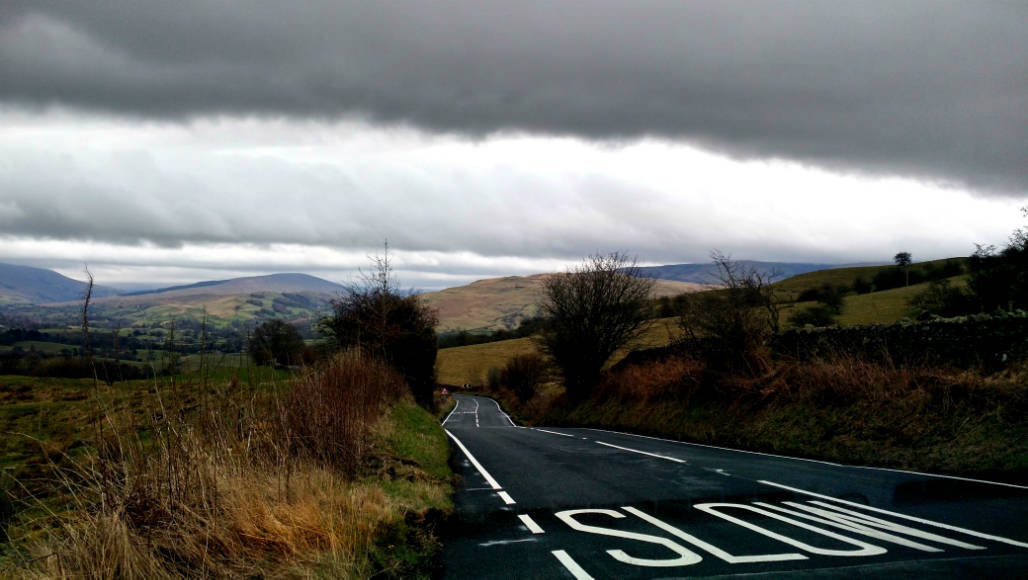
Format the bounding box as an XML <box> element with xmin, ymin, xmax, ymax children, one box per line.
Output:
<box><xmin>420</xmin><ymin>273</ymin><xmax>711</xmax><ymax>333</ymax></box>
<box><xmin>98</xmin><ymin>273</ymin><xmax>345</xmax><ymax>303</ymax></box>
<box><xmin>0</xmin><ymin>263</ymin><xmax>118</xmax><ymax>305</ymax></box>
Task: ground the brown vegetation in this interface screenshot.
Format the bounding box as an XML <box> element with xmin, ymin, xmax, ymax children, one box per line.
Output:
<box><xmin>491</xmin><ymin>353</ymin><xmax>1028</xmax><ymax>483</ymax></box>
<box><xmin>1</xmin><ymin>352</ymin><xmax>450</xmax><ymax>578</ymax></box>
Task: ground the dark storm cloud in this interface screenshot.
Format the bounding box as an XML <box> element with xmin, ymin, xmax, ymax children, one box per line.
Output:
<box><xmin>1</xmin><ymin>1</ymin><xmax>1026</xmax><ymax>194</ymax></box>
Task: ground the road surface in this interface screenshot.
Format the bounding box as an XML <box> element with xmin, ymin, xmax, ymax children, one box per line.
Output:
<box><xmin>441</xmin><ymin>394</ymin><xmax>1028</xmax><ymax>578</ymax></box>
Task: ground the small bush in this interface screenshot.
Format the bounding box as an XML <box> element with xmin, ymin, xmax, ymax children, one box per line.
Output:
<box><xmin>284</xmin><ymin>351</ymin><xmax>406</xmax><ymax>472</ymax></box>
<box><xmin>789</xmin><ymin>305</ymin><xmax>837</xmax><ymax>328</ymax></box>
<box><xmin>502</xmin><ymin>353</ymin><xmax>549</xmax><ymax>403</ymax></box>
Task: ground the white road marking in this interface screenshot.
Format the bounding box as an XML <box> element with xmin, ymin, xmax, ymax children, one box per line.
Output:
<box><xmin>445</xmin><ymin>429</ymin><xmax>503</xmax><ymax>490</ymax></box>
<box><xmin>756</xmin><ymin>501</ymin><xmax>981</xmax><ymax>552</ymax></box>
<box><xmin>556</xmin><ymin>508</ymin><xmax>703</xmax><ymax>567</ymax></box>
<box><xmin>492</xmin><ymin>398</ymin><xmax>517</xmax><ymax>426</ymax></box>
<box><xmin>584</xmin><ymin>427</ymin><xmax>841</xmax><ymax>466</ymax></box>
<box><xmin>535</xmin><ymin>428</ymin><xmax>576</xmax><ymax>438</ymax></box>
<box><xmin>759</xmin><ymin>480</ymin><xmax>1028</xmax><ymax>549</ymax></box>
<box><xmin>441</xmin><ymin>397</ymin><xmax>460</xmax><ymax>425</ymax></box>
<box><xmin>622</xmin><ymin>506</ymin><xmax>807</xmax><ymax>564</ymax></box>
<box><xmin>518</xmin><ymin>514</ymin><xmax>545</xmax><ymax>534</ymax></box>
<box><xmin>479</xmin><ymin>538</ymin><xmax>537</xmax><ymax>547</ymax></box>
<box><xmin>552</xmin><ymin>550</ymin><xmax>594</xmax><ymax>580</ymax></box>
<box><xmin>849</xmin><ymin>465</ymin><xmax>1028</xmax><ymax>490</ymax></box>
<box><xmin>596</xmin><ymin>441</ymin><xmax>687</xmax><ymax>463</ymax></box>
<box><xmin>474</xmin><ymin>397</ymin><xmax>480</xmax><ymax>427</ymax></box>
<box><xmin>498</xmin><ymin>491</ymin><xmax>517</xmax><ymax>505</ymax></box>
<box><xmin>584</xmin><ymin>427</ymin><xmax>1028</xmax><ymax>490</ymax></box>
<box><xmin>693</xmin><ymin>503</ymin><xmax>888</xmax><ymax>557</ymax></box>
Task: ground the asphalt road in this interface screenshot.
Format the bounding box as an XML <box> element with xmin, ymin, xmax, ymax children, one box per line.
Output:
<box><xmin>441</xmin><ymin>394</ymin><xmax>1028</xmax><ymax>578</ymax></box>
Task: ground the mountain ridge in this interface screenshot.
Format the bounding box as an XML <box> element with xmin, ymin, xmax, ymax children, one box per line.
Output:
<box><xmin>0</xmin><ymin>262</ymin><xmax>118</xmax><ymax>304</ymax></box>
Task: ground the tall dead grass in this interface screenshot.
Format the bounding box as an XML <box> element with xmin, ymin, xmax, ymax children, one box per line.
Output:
<box><xmin>3</xmin><ymin>351</ymin><xmax>413</xmax><ymax>578</ymax></box>
<box><xmin>508</xmin><ymin>353</ymin><xmax>1027</xmax><ymax>480</ymax></box>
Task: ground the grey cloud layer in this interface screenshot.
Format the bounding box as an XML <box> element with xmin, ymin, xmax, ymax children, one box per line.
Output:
<box><xmin>1</xmin><ymin>1</ymin><xmax>1025</xmax><ymax>194</ymax></box>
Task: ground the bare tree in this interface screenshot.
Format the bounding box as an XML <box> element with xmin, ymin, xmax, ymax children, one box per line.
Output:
<box><xmin>537</xmin><ymin>252</ymin><xmax>655</xmax><ymax>402</ymax></box>
<box><xmin>679</xmin><ymin>251</ymin><xmax>779</xmax><ymax>375</ymax></box>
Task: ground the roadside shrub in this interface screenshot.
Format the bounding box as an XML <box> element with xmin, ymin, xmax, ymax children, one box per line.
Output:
<box><xmin>789</xmin><ymin>305</ymin><xmax>837</xmax><ymax>328</ymax></box>
<box><xmin>501</xmin><ymin>353</ymin><xmax>549</xmax><ymax>403</ymax></box>
<box><xmin>284</xmin><ymin>351</ymin><xmax>406</xmax><ymax>472</ymax></box>
<box><xmin>537</xmin><ymin>252</ymin><xmax>655</xmax><ymax>402</ymax></box>
<box><xmin>678</xmin><ymin>252</ymin><xmax>779</xmax><ymax>375</ymax></box>
<box><xmin>600</xmin><ymin>356</ymin><xmax>705</xmax><ymax>404</ymax></box>
<box><xmin>908</xmin><ymin>279</ymin><xmax>975</xmax><ymax>319</ymax></box>
<box><xmin>319</xmin><ymin>249</ymin><xmax>438</xmax><ymax>407</ymax></box>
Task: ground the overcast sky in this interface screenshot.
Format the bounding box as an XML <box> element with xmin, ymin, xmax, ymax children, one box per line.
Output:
<box><xmin>1</xmin><ymin>1</ymin><xmax>1025</xmax><ymax>290</ymax></box>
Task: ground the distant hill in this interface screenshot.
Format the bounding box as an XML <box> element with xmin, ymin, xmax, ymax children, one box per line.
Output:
<box><xmin>421</xmin><ymin>273</ymin><xmax>711</xmax><ymax>333</ymax></box>
<box><xmin>0</xmin><ymin>263</ymin><xmax>118</xmax><ymax>304</ymax></box>
<box><xmin>634</xmin><ymin>261</ymin><xmax>848</xmax><ymax>285</ymax></box>
<box><xmin>118</xmin><ymin>273</ymin><xmax>345</xmax><ymax>300</ymax></box>
<box><xmin>63</xmin><ymin>273</ymin><xmax>347</xmax><ymax>323</ymax></box>
<box><xmin>0</xmin><ymin>271</ymin><xmax>346</xmax><ymax>330</ymax></box>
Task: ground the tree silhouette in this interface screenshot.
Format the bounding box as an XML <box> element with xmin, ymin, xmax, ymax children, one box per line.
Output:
<box><xmin>894</xmin><ymin>252</ymin><xmax>912</xmax><ymax>286</ymax></box>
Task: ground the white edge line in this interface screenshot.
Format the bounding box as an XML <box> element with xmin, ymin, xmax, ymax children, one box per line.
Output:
<box><xmin>759</xmin><ymin>479</ymin><xmax>1028</xmax><ymax>548</ymax></box>
<box><xmin>535</xmin><ymin>428</ymin><xmax>576</xmax><ymax>438</ymax></box>
<box><xmin>596</xmin><ymin>440</ymin><xmax>687</xmax><ymax>463</ymax></box>
<box><xmin>583</xmin><ymin>427</ymin><xmax>840</xmax><ymax>466</ymax></box>
<box><xmin>492</xmin><ymin>397</ymin><xmax>517</xmax><ymax>426</ymax></box>
<box><xmin>440</xmin><ymin>396</ymin><xmax>460</xmax><ymax>425</ymax></box>
<box><xmin>518</xmin><ymin>514</ymin><xmax>545</xmax><ymax>534</ymax></box>
<box><xmin>584</xmin><ymin>427</ymin><xmax>1028</xmax><ymax>490</ymax></box>
<box><xmin>445</xmin><ymin>428</ymin><xmax>503</xmax><ymax>490</ymax></box>
<box><xmin>498</xmin><ymin>490</ymin><xmax>517</xmax><ymax>505</ymax></box>
<box><xmin>847</xmin><ymin>465</ymin><xmax>1028</xmax><ymax>490</ymax></box>
<box><xmin>552</xmin><ymin>550</ymin><xmax>593</xmax><ymax>580</ymax></box>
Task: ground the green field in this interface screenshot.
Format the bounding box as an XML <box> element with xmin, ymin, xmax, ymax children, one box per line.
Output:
<box><xmin>773</xmin><ymin>257</ymin><xmax>968</xmax><ymax>301</ymax></box>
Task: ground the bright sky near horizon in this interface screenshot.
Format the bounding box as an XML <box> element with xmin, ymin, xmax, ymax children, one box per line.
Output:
<box><xmin>1</xmin><ymin>1</ymin><xmax>1025</xmax><ymax>290</ymax></box>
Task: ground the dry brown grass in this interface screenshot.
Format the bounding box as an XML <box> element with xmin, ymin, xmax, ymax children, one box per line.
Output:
<box><xmin>2</xmin><ymin>351</ymin><xmax>440</xmax><ymax>579</ymax></box>
<box><xmin>496</xmin><ymin>354</ymin><xmax>1028</xmax><ymax>481</ymax></box>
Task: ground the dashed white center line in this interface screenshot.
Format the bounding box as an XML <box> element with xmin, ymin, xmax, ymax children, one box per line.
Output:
<box><xmin>518</xmin><ymin>514</ymin><xmax>545</xmax><ymax>534</ymax></box>
<box><xmin>535</xmin><ymin>428</ymin><xmax>576</xmax><ymax>438</ymax></box>
<box><xmin>497</xmin><ymin>491</ymin><xmax>517</xmax><ymax>505</ymax></box>
<box><xmin>596</xmin><ymin>441</ymin><xmax>688</xmax><ymax>463</ymax></box>
<box><xmin>552</xmin><ymin>550</ymin><xmax>594</xmax><ymax>580</ymax></box>
<box><xmin>479</xmin><ymin>538</ymin><xmax>537</xmax><ymax>547</ymax></box>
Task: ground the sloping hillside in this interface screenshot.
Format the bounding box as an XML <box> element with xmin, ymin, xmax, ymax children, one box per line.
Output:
<box><xmin>421</xmin><ymin>273</ymin><xmax>710</xmax><ymax>332</ymax></box>
<box><xmin>105</xmin><ymin>273</ymin><xmax>344</xmax><ymax>303</ymax></box>
<box><xmin>0</xmin><ymin>263</ymin><xmax>118</xmax><ymax>304</ymax></box>
<box><xmin>63</xmin><ymin>273</ymin><xmax>344</xmax><ymax>323</ymax></box>
<box><xmin>0</xmin><ymin>272</ymin><xmax>344</xmax><ymax>329</ymax></box>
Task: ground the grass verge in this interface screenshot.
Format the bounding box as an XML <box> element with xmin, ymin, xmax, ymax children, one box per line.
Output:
<box><xmin>0</xmin><ymin>355</ymin><xmax>453</xmax><ymax>578</ymax></box>
<box><xmin>491</xmin><ymin>356</ymin><xmax>1028</xmax><ymax>484</ymax></box>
